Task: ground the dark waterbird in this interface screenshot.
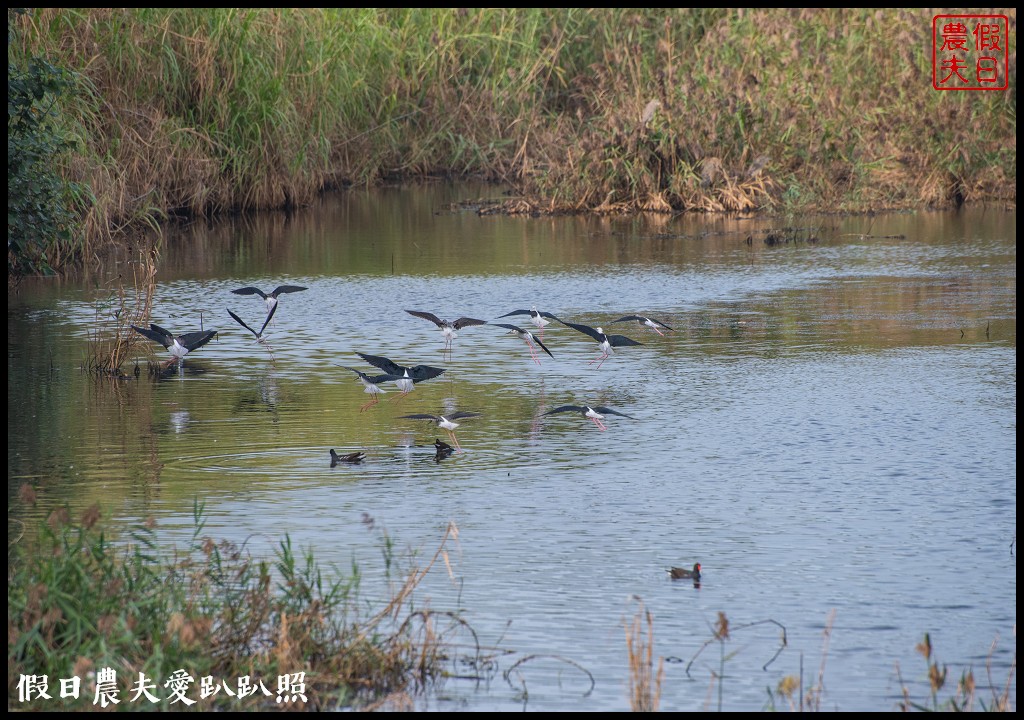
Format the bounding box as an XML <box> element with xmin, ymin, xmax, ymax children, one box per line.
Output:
<box><xmin>542</xmin><ymin>404</ymin><xmax>635</xmax><ymax>431</ymax></box>
<box><xmin>330</xmin><ymin>449</ymin><xmax>367</xmax><ymax>466</ymax></box>
<box><xmin>612</xmin><ymin>314</ymin><xmax>674</xmax><ymax>336</ymax></box>
<box><xmin>398</xmin><ymin>411</ymin><xmax>481</xmax><ymax>451</ymax></box>
<box><xmin>668</xmin><ymin>563</ymin><xmax>702</xmax><ymax>582</ymax></box>
<box><xmin>492</xmin><ymin>323</ymin><xmax>554</xmax><ymax>365</ymax></box>
<box><xmin>230</xmin><ymin>284</ymin><xmax>308</xmax><ymax>314</ymax></box>
<box><xmin>433</xmin><ymin>438</ymin><xmax>456</xmax><ymax>461</ymax></box>
<box><xmin>131</xmin><ymin>323</ymin><xmax>218</xmax><ymax>365</ymax></box>
<box><xmin>557</xmin><ymin>319</ymin><xmax>641</xmax><ymax>368</ymax></box>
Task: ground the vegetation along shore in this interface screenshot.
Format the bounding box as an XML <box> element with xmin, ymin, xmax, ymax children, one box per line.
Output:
<box><xmin>8</xmin><ymin>8</ymin><xmax>1016</xmax><ymax>277</ymax></box>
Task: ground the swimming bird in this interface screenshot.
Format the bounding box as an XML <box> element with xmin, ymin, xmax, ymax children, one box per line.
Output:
<box><xmin>542</xmin><ymin>404</ymin><xmax>635</xmax><ymax>431</ymax></box>
<box><xmin>399</xmin><ymin>411</ymin><xmax>481</xmax><ymax>451</ymax></box>
<box><xmin>557</xmin><ymin>319</ymin><xmax>641</xmax><ymax>368</ymax></box>
<box><xmin>227</xmin><ymin>303</ymin><xmax>278</xmax><ymax>360</ymax></box>
<box><xmin>668</xmin><ymin>563</ymin><xmax>702</xmax><ymax>582</ymax></box>
<box><xmin>339</xmin><ymin>365</ymin><xmax>402</xmax><ymax>411</ymax></box>
<box><xmin>433</xmin><ymin>438</ymin><xmax>456</xmax><ymax>461</ymax></box>
<box><xmin>405</xmin><ymin>310</ymin><xmax>487</xmax><ymax>353</ymax></box>
<box><xmin>330</xmin><ymin>449</ymin><xmax>367</xmax><ymax>466</ymax></box>
<box><xmin>491</xmin><ymin>322</ymin><xmax>554</xmax><ymax>365</ymax></box>
<box><xmin>496</xmin><ymin>306</ymin><xmax>560</xmax><ymax>339</ymax></box>
<box><xmin>612</xmin><ymin>314</ymin><xmax>674</xmax><ymax>336</ymax></box>
<box><xmin>131</xmin><ymin>323</ymin><xmax>218</xmax><ymax>365</ymax></box>
<box><xmin>355</xmin><ymin>352</ymin><xmax>446</xmax><ymax>400</ymax></box>
<box><xmin>230</xmin><ymin>285</ymin><xmax>308</xmax><ymax>315</ymax></box>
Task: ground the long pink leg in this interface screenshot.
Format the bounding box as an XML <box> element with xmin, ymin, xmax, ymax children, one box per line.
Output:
<box><xmin>525</xmin><ymin>339</ymin><xmax>541</xmax><ymax>365</ymax></box>
<box><xmin>449</xmin><ymin>430</ymin><xmax>462</xmax><ymax>452</ymax></box>
<box><xmin>590</xmin><ymin>417</ymin><xmax>607</xmax><ymax>431</ymax></box>
<box><xmin>359</xmin><ymin>396</ymin><xmax>379</xmax><ymax>412</ymax></box>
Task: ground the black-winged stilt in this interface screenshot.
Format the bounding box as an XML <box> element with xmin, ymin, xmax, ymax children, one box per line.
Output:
<box><xmin>612</xmin><ymin>314</ymin><xmax>674</xmax><ymax>336</ymax></box>
<box><xmin>557</xmin><ymin>319</ymin><xmax>641</xmax><ymax>368</ymax></box>
<box><xmin>496</xmin><ymin>306</ymin><xmax>559</xmax><ymax>339</ymax></box>
<box><xmin>227</xmin><ymin>302</ymin><xmax>278</xmax><ymax>360</ymax></box>
<box><xmin>330</xmin><ymin>449</ymin><xmax>367</xmax><ymax>466</ymax></box>
<box><xmin>131</xmin><ymin>323</ymin><xmax>218</xmax><ymax>365</ymax></box>
<box><xmin>491</xmin><ymin>323</ymin><xmax>554</xmax><ymax>365</ymax></box>
<box><xmin>405</xmin><ymin>310</ymin><xmax>486</xmax><ymax>353</ymax></box>
<box><xmin>398</xmin><ymin>411</ymin><xmax>481</xmax><ymax>451</ymax></box>
<box><xmin>230</xmin><ymin>285</ymin><xmax>307</xmax><ymax>315</ymax></box>
<box><xmin>339</xmin><ymin>365</ymin><xmax>403</xmax><ymax>411</ymax></box>
<box><xmin>542</xmin><ymin>404</ymin><xmax>635</xmax><ymax>431</ymax></box>
<box><xmin>355</xmin><ymin>352</ymin><xmax>446</xmax><ymax>401</ymax></box>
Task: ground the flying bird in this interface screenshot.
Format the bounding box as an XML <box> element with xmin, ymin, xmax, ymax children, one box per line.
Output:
<box><xmin>227</xmin><ymin>303</ymin><xmax>278</xmax><ymax>360</ymax></box>
<box><xmin>612</xmin><ymin>314</ymin><xmax>674</xmax><ymax>336</ymax></box>
<box><xmin>355</xmin><ymin>352</ymin><xmax>446</xmax><ymax>400</ymax></box>
<box><xmin>491</xmin><ymin>323</ymin><xmax>554</xmax><ymax>365</ymax></box>
<box><xmin>496</xmin><ymin>306</ymin><xmax>560</xmax><ymax>339</ymax></box>
<box><xmin>338</xmin><ymin>365</ymin><xmax>403</xmax><ymax>411</ymax></box>
<box><xmin>405</xmin><ymin>310</ymin><xmax>487</xmax><ymax>353</ymax></box>
<box><xmin>557</xmin><ymin>319</ymin><xmax>641</xmax><ymax>368</ymax></box>
<box><xmin>542</xmin><ymin>404</ymin><xmax>635</xmax><ymax>431</ymax></box>
<box><xmin>330</xmin><ymin>449</ymin><xmax>367</xmax><ymax>466</ymax></box>
<box><xmin>230</xmin><ymin>285</ymin><xmax>308</xmax><ymax>314</ymax></box>
<box><xmin>131</xmin><ymin>323</ymin><xmax>218</xmax><ymax>365</ymax></box>
<box><xmin>399</xmin><ymin>411</ymin><xmax>481</xmax><ymax>451</ymax></box>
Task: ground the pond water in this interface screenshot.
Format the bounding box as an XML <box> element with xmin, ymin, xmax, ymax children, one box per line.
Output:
<box><xmin>8</xmin><ymin>184</ymin><xmax>1017</xmax><ymax>711</ymax></box>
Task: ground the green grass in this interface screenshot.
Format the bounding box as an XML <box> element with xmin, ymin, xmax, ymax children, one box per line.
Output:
<box><xmin>8</xmin><ymin>495</ymin><xmax>466</xmax><ymax>710</ymax></box>
<box><xmin>7</xmin><ymin>8</ymin><xmax>1017</xmax><ymax>275</ymax></box>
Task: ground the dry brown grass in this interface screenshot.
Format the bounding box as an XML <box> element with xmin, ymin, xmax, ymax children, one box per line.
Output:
<box><xmin>84</xmin><ymin>243</ymin><xmax>159</xmax><ymax>375</ymax></box>
<box><xmin>625</xmin><ymin>598</ymin><xmax>664</xmax><ymax>712</ymax></box>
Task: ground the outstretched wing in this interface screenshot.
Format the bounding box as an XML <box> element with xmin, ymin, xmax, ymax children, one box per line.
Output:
<box><xmin>543</xmin><ymin>405</ymin><xmax>585</xmax><ymax>416</ymax></box>
<box><xmin>593</xmin><ymin>406</ymin><xmax>635</xmax><ymax>419</ymax></box>
<box><xmin>398</xmin><ymin>413</ymin><xmax>441</xmax><ymax>421</ymax></box>
<box><xmin>131</xmin><ymin>324</ymin><xmax>172</xmax><ymax>348</ymax></box>
<box><xmin>614</xmin><ymin>314</ymin><xmax>673</xmax><ymax>330</ymax></box>
<box><xmin>271</xmin><ymin>285</ymin><xmax>307</xmax><ymax>297</ymax></box>
<box><xmin>228</xmin><ymin>309</ymin><xmax>258</xmax><ymax>338</ymax></box>
<box><xmin>356</xmin><ymin>352</ymin><xmax>403</xmax><ymax>376</ymax></box>
<box><xmin>453</xmin><ymin>317</ymin><xmax>487</xmax><ymax>329</ymax></box>
<box><xmin>178</xmin><ymin>330</ymin><xmax>217</xmax><ymax>352</ymax></box>
<box><xmin>406</xmin><ymin>310</ymin><xmax>443</xmax><ymax>327</ymax></box>
<box><xmin>447</xmin><ymin>411</ymin><xmax>482</xmax><ymax>421</ymax></box>
<box><xmin>496</xmin><ymin>309</ymin><xmax>531</xmax><ymax>319</ymax></box>
<box><xmin>492</xmin><ymin>322</ymin><xmax>524</xmax><ymax>333</ymax></box>
<box><xmin>408</xmin><ymin>365</ymin><xmax>446</xmax><ymax>383</ymax></box>
<box><xmin>231</xmin><ymin>286</ymin><xmax>268</xmax><ymax>299</ymax></box>
<box><xmin>607</xmin><ymin>333</ymin><xmax>642</xmax><ymax>348</ymax></box>
<box><xmin>558</xmin><ymin>319</ymin><xmax>602</xmax><ymax>342</ymax></box>
<box><xmin>257</xmin><ymin>301</ymin><xmax>279</xmax><ymax>335</ymax></box>
<box><xmin>532</xmin><ymin>334</ymin><xmax>555</xmax><ymax>358</ymax></box>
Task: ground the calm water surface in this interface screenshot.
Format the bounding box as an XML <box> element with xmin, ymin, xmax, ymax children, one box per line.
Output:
<box><xmin>8</xmin><ymin>185</ymin><xmax>1016</xmax><ymax>711</ymax></box>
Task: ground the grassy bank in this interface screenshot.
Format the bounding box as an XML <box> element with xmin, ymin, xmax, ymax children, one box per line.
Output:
<box><xmin>7</xmin><ymin>8</ymin><xmax>1017</xmax><ymax>273</ymax></box>
<box><xmin>8</xmin><ymin>495</ymin><xmax>468</xmax><ymax>711</ymax></box>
